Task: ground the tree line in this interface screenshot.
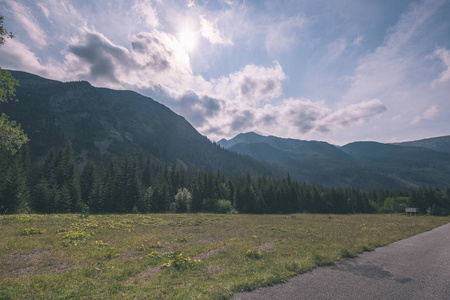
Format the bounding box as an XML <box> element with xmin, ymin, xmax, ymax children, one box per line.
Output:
<box><xmin>1</xmin><ymin>142</ymin><xmax>450</xmax><ymax>215</ymax></box>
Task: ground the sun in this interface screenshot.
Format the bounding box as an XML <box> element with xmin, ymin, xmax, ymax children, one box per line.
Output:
<box><xmin>179</xmin><ymin>27</ymin><xmax>198</xmax><ymax>53</ymax></box>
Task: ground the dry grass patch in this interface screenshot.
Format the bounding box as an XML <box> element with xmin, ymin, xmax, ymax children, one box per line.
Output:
<box><xmin>0</xmin><ymin>213</ymin><xmax>448</xmax><ymax>299</ymax></box>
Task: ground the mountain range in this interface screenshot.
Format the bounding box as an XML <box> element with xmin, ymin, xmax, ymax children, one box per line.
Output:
<box><xmin>217</xmin><ymin>132</ymin><xmax>450</xmax><ymax>190</ymax></box>
<box><xmin>3</xmin><ymin>70</ymin><xmax>450</xmax><ymax>190</ymax></box>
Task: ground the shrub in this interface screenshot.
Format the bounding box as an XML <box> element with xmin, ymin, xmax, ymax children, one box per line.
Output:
<box><xmin>21</xmin><ymin>228</ymin><xmax>43</xmax><ymax>235</ymax></box>
<box><xmin>176</xmin><ymin>236</ymin><xmax>188</xmax><ymax>243</ymax></box>
<box><xmin>95</xmin><ymin>240</ymin><xmax>110</xmax><ymax>247</ymax></box>
<box><xmin>380</xmin><ymin>197</ymin><xmax>410</xmax><ymax>213</ymax></box>
<box><xmin>160</xmin><ymin>252</ymin><xmax>198</xmax><ymax>270</ymax></box>
<box><xmin>135</xmin><ymin>244</ymin><xmax>146</xmax><ymax>251</ymax></box>
<box><xmin>216</xmin><ymin>199</ymin><xmax>233</xmax><ymax>214</ymax></box>
<box><xmin>145</xmin><ymin>251</ymin><xmax>161</xmax><ymax>259</ymax></box>
<box><xmin>61</xmin><ymin>230</ymin><xmax>93</xmax><ymax>246</ymax></box>
<box><xmin>171</xmin><ymin>188</ymin><xmax>192</xmax><ymax>213</ymax></box>
<box><xmin>244</xmin><ymin>250</ymin><xmax>262</xmax><ymax>259</ymax></box>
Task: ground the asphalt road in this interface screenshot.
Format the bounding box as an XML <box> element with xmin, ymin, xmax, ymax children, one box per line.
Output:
<box><xmin>231</xmin><ymin>222</ymin><xmax>450</xmax><ymax>300</ymax></box>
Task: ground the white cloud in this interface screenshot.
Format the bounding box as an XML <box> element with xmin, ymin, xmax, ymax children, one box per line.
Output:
<box><xmin>200</xmin><ymin>15</ymin><xmax>233</xmax><ymax>46</ymax></box>
<box><xmin>187</xmin><ymin>0</ymin><xmax>195</xmax><ymax>8</ymax></box>
<box><xmin>353</xmin><ymin>35</ymin><xmax>363</xmax><ymax>46</ymax></box>
<box><xmin>432</xmin><ymin>47</ymin><xmax>450</xmax><ymax>86</ymax></box>
<box><xmin>62</xmin><ymin>28</ymin><xmax>210</xmax><ymax>95</ymax></box>
<box><xmin>212</xmin><ymin>62</ymin><xmax>286</xmax><ymax>104</ymax></box>
<box><xmin>345</xmin><ymin>0</ymin><xmax>445</xmax><ymax>102</ymax></box>
<box><xmin>195</xmin><ymin>95</ymin><xmax>388</xmax><ymax>141</ymax></box>
<box><xmin>37</xmin><ymin>2</ymin><xmax>50</xmax><ymax>19</ymax></box>
<box><xmin>322</xmin><ymin>38</ymin><xmax>347</xmax><ymax>64</ymax></box>
<box><xmin>413</xmin><ymin>105</ymin><xmax>439</xmax><ymax>124</ymax></box>
<box><xmin>319</xmin><ymin>99</ymin><xmax>387</xmax><ymax>132</ymax></box>
<box><xmin>0</xmin><ymin>39</ymin><xmax>64</xmax><ymax>79</ymax></box>
<box><xmin>265</xmin><ymin>15</ymin><xmax>305</xmax><ymax>55</ymax></box>
<box><xmin>133</xmin><ymin>0</ymin><xmax>159</xmax><ymax>28</ymax></box>
<box><xmin>6</xmin><ymin>0</ymin><xmax>48</xmax><ymax>48</ymax></box>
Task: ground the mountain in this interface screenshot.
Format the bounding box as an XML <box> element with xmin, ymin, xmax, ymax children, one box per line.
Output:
<box><xmin>393</xmin><ymin>136</ymin><xmax>450</xmax><ymax>153</ymax></box>
<box><xmin>2</xmin><ymin>71</ymin><xmax>274</xmax><ymax>176</ymax></box>
<box><xmin>4</xmin><ymin>71</ymin><xmax>450</xmax><ymax>191</ymax></box>
<box><xmin>219</xmin><ymin>133</ymin><xmax>364</xmax><ymax>188</ymax></box>
<box><xmin>218</xmin><ymin>132</ymin><xmax>450</xmax><ymax>190</ymax></box>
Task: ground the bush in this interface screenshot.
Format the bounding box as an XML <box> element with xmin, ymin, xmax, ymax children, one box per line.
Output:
<box><xmin>216</xmin><ymin>199</ymin><xmax>232</xmax><ymax>214</ymax></box>
<box><xmin>380</xmin><ymin>197</ymin><xmax>410</xmax><ymax>213</ymax></box>
<box><xmin>171</xmin><ymin>188</ymin><xmax>192</xmax><ymax>213</ymax></box>
<box><xmin>244</xmin><ymin>250</ymin><xmax>262</xmax><ymax>259</ymax></box>
<box><xmin>160</xmin><ymin>252</ymin><xmax>198</xmax><ymax>270</ymax></box>
<box><xmin>21</xmin><ymin>228</ymin><xmax>43</xmax><ymax>235</ymax></box>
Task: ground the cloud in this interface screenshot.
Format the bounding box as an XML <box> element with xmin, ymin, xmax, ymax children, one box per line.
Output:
<box><xmin>167</xmin><ymin>90</ymin><xmax>223</xmax><ymax>127</ymax></box>
<box><xmin>130</xmin><ymin>32</ymin><xmax>172</xmax><ymax>72</ymax></box>
<box><xmin>133</xmin><ymin>0</ymin><xmax>159</xmax><ymax>28</ymax></box>
<box><xmin>432</xmin><ymin>47</ymin><xmax>450</xmax><ymax>86</ymax></box>
<box><xmin>37</xmin><ymin>3</ymin><xmax>50</xmax><ymax>19</ymax></box>
<box><xmin>353</xmin><ymin>35</ymin><xmax>363</xmax><ymax>46</ymax></box>
<box><xmin>212</xmin><ymin>62</ymin><xmax>286</xmax><ymax>104</ymax></box>
<box><xmin>198</xmin><ymin>96</ymin><xmax>387</xmax><ymax>141</ymax></box>
<box><xmin>230</xmin><ymin>110</ymin><xmax>255</xmax><ymax>131</ymax></box>
<box><xmin>187</xmin><ymin>0</ymin><xmax>195</xmax><ymax>8</ymax></box>
<box><xmin>412</xmin><ymin>105</ymin><xmax>439</xmax><ymax>124</ymax></box>
<box><xmin>0</xmin><ymin>38</ymin><xmax>64</xmax><ymax>78</ymax></box>
<box><xmin>265</xmin><ymin>15</ymin><xmax>305</xmax><ymax>55</ymax></box>
<box><xmin>200</xmin><ymin>15</ymin><xmax>233</xmax><ymax>45</ymax></box>
<box><xmin>67</xmin><ymin>30</ymin><xmax>132</xmax><ymax>83</ymax></box>
<box><xmin>251</xmin><ymin>99</ymin><xmax>386</xmax><ymax>137</ymax></box>
<box><xmin>62</xmin><ymin>28</ymin><xmax>209</xmax><ymax>94</ymax></box>
<box><xmin>344</xmin><ymin>0</ymin><xmax>444</xmax><ymax>104</ymax></box>
<box><xmin>5</xmin><ymin>0</ymin><xmax>48</xmax><ymax>48</ymax></box>
<box><xmin>322</xmin><ymin>38</ymin><xmax>347</xmax><ymax>64</ymax></box>
<box><xmin>277</xmin><ymin>99</ymin><xmax>329</xmax><ymax>134</ymax></box>
<box><xmin>318</xmin><ymin>99</ymin><xmax>387</xmax><ymax>132</ymax></box>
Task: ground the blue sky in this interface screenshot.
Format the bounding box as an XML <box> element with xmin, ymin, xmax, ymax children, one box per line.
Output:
<box><xmin>1</xmin><ymin>0</ymin><xmax>449</xmax><ymax>145</ymax></box>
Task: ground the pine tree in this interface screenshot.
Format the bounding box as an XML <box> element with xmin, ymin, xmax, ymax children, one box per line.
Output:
<box><xmin>0</xmin><ymin>153</ymin><xmax>29</xmax><ymax>213</ymax></box>
<box><xmin>60</xmin><ymin>143</ymin><xmax>84</xmax><ymax>212</ymax></box>
<box><xmin>102</xmin><ymin>160</ymin><xmax>120</xmax><ymax>212</ymax></box>
<box><xmin>141</xmin><ymin>158</ymin><xmax>153</xmax><ymax>188</ymax></box>
<box><xmin>32</xmin><ymin>179</ymin><xmax>53</xmax><ymax>213</ymax></box>
<box><xmin>81</xmin><ymin>161</ymin><xmax>96</xmax><ymax>206</ymax></box>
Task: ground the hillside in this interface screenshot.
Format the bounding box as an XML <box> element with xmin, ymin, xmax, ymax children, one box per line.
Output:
<box><xmin>219</xmin><ymin>132</ymin><xmax>450</xmax><ymax>190</ymax></box>
<box><xmin>394</xmin><ymin>136</ymin><xmax>450</xmax><ymax>153</ymax></box>
<box><xmin>341</xmin><ymin>142</ymin><xmax>450</xmax><ymax>188</ymax></box>
<box><xmin>2</xmin><ymin>71</ymin><xmax>274</xmax><ymax>176</ymax></box>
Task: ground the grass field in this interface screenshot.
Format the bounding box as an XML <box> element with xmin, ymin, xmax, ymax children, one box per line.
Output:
<box><xmin>0</xmin><ymin>213</ymin><xmax>448</xmax><ymax>299</ymax></box>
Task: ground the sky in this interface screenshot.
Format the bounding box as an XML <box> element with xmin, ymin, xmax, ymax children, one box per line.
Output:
<box><xmin>0</xmin><ymin>0</ymin><xmax>449</xmax><ymax>145</ymax></box>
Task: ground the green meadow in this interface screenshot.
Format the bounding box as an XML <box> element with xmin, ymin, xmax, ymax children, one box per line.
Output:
<box><xmin>0</xmin><ymin>214</ymin><xmax>448</xmax><ymax>299</ymax></box>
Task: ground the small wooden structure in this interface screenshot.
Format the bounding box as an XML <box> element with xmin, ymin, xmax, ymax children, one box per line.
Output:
<box><xmin>405</xmin><ymin>207</ymin><xmax>417</xmax><ymax>216</ymax></box>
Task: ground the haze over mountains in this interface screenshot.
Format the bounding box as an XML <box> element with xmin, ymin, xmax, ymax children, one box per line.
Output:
<box><xmin>4</xmin><ymin>71</ymin><xmax>450</xmax><ymax>190</ymax></box>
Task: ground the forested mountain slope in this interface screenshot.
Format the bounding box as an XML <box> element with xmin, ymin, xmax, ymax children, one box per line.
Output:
<box><xmin>2</xmin><ymin>71</ymin><xmax>274</xmax><ymax>176</ymax></box>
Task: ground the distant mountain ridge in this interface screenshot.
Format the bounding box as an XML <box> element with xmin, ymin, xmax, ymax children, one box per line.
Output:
<box><xmin>393</xmin><ymin>136</ymin><xmax>450</xmax><ymax>153</ymax></box>
<box><xmin>218</xmin><ymin>132</ymin><xmax>450</xmax><ymax>190</ymax></box>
